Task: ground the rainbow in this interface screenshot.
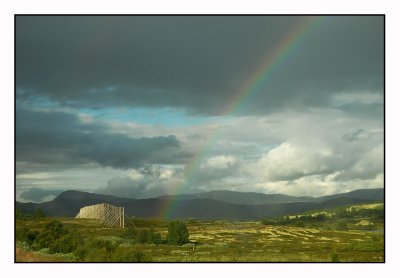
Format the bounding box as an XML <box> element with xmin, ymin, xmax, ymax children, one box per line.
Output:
<box><xmin>161</xmin><ymin>16</ymin><xmax>324</xmax><ymax>218</ymax></box>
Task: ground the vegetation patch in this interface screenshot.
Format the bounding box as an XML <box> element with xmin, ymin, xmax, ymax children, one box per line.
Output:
<box><xmin>16</xmin><ymin>203</ymin><xmax>384</xmax><ymax>262</ymax></box>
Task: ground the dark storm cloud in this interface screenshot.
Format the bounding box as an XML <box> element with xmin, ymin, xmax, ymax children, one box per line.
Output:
<box><xmin>342</xmin><ymin>128</ymin><xmax>366</xmax><ymax>142</ymax></box>
<box><xmin>16</xmin><ymin>16</ymin><xmax>383</xmax><ymax>115</ymax></box>
<box><xmin>100</xmin><ymin>176</ymin><xmax>149</xmax><ymax>198</ymax></box>
<box><xmin>78</xmin><ymin>133</ymin><xmax>182</xmax><ymax>168</ymax></box>
<box><xmin>20</xmin><ymin>187</ymin><xmax>63</xmax><ymax>202</ymax></box>
<box><xmin>16</xmin><ymin>107</ymin><xmax>187</xmax><ymax>168</ymax></box>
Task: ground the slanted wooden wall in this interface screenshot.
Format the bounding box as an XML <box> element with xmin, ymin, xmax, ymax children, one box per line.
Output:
<box><xmin>75</xmin><ymin>203</ymin><xmax>125</xmax><ymax>228</ymax></box>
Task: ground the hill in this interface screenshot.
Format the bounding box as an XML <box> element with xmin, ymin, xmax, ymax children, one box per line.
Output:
<box><xmin>16</xmin><ymin>188</ymin><xmax>383</xmax><ymax>220</ymax></box>
<box><xmin>314</xmin><ymin>188</ymin><xmax>384</xmax><ymax>202</ymax></box>
<box><xmin>158</xmin><ymin>190</ymin><xmax>315</xmax><ymax>205</ymax></box>
<box><xmin>158</xmin><ymin>188</ymin><xmax>383</xmax><ymax>205</ymax></box>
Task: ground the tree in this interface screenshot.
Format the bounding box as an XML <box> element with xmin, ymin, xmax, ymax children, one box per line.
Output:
<box><xmin>167</xmin><ymin>220</ymin><xmax>189</xmax><ymax>245</ymax></box>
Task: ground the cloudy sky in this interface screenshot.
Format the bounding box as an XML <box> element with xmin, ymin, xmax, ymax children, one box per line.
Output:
<box><xmin>15</xmin><ymin>15</ymin><xmax>384</xmax><ymax>202</ymax></box>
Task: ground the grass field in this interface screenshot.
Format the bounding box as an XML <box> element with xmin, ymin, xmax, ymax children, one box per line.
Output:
<box><xmin>15</xmin><ymin>214</ymin><xmax>384</xmax><ymax>262</ymax></box>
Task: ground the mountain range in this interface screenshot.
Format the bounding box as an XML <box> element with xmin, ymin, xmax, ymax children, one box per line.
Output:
<box><xmin>16</xmin><ymin>188</ymin><xmax>384</xmax><ymax>220</ymax></box>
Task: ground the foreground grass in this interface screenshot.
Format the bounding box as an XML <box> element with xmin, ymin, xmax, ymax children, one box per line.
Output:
<box><xmin>16</xmin><ymin>247</ymin><xmax>76</xmax><ymax>262</ymax></box>
<box><xmin>16</xmin><ymin>216</ymin><xmax>384</xmax><ymax>262</ymax></box>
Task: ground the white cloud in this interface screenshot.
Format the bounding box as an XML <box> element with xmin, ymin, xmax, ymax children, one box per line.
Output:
<box><xmin>252</xmin><ymin>142</ymin><xmax>332</xmax><ymax>182</ymax></box>
<box><xmin>337</xmin><ymin>144</ymin><xmax>384</xmax><ymax>180</ymax></box>
<box><xmin>97</xmin><ymin>165</ymin><xmax>185</xmax><ymax>198</ymax></box>
<box><xmin>159</xmin><ymin>168</ymin><xmax>175</xmax><ymax>179</ymax></box>
<box><xmin>252</xmin><ymin>172</ymin><xmax>383</xmax><ymax>197</ymax></box>
<box><xmin>331</xmin><ymin>91</ymin><xmax>383</xmax><ymax>106</ymax></box>
<box><xmin>127</xmin><ymin>169</ymin><xmax>145</xmax><ymax>180</ymax></box>
<box><xmin>17</xmin><ymin>172</ymin><xmax>54</xmax><ymax>179</ymax></box>
<box><xmin>202</xmin><ymin>155</ymin><xmax>237</xmax><ymax>170</ymax></box>
<box><xmin>78</xmin><ymin>113</ymin><xmax>95</xmax><ymax>124</ymax></box>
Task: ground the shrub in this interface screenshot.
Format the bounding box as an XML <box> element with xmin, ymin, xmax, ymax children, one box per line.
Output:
<box><xmin>44</xmin><ymin>220</ymin><xmax>66</xmax><ymax>237</ymax></box>
<box><xmin>49</xmin><ymin>230</ymin><xmax>83</xmax><ymax>254</ymax></box>
<box><xmin>167</xmin><ymin>220</ymin><xmax>189</xmax><ymax>245</ymax></box>
<box><xmin>113</xmin><ymin>247</ymin><xmax>148</xmax><ymax>262</ymax></box>
<box><xmin>16</xmin><ymin>226</ymin><xmax>39</xmax><ymax>246</ymax></box>
<box><xmin>331</xmin><ymin>253</ymin><xmax>340</xmax><ymax>262</ymax></box>
<box><xmin>31</xmin><ymin>220</ymin><xmax>84</xmax><ymax>254</ymax></box>
<box><xmin>314</xmin><ymin>214</ymin><xmax>326</xmax><ymax>221</ymax></box>
<box><xmin>88</xmin><ymin>238</ymin><xmax>118</xmax><ymax>252</ymax></box>
<box><xmin>186</xmin><ymin>219</ymin><xmax>198</xmax><ymax>224</ymax></box>
<box><xmin>122</xmin><ymin>227</ymin><xmax>137</xmax><ymax>239</ymax></box>
<box><xmin>75</xmin><ymin>238</ymin><xmax>148</xmax><ymax>262</ymax></box>
<box><xmin>336</xmin><ymin>222</ymin><xmax>349</xmax><ymax>231</ymax></box>
<box><xmin>261</xmin><ymin>219</ymin><xmax>276</xmax><ymax>225</ymax></box>
<box><xmin>135</xmin><ymin>229</ymin><xmax>149</xmax><ymax>244</ymax></box>
<box><xmin>74</xmin><ymin>244</ymin><xmax>89</xmax><ymax>260</ymax></box>
<box><xmin>133</xmin><ymin>228</ymin><xmax>162</xmax><ymax>245</ymax></box>
<box><xmin>32</xmin><ymin>220</ymin><xmax>66</xmax><ymax>250</ymax></box>
<box><xmin>148</xmin><ymin>229</ymin><xmax>162</xmax><ymax>245</ymax></box>
<box><xmin>26</xmin><ymin>230</ymin><xmax>40</xmax><ymax>246</ymax></box>
<box><xmin>16</xmin><ymin>227</ymin><xmax>29</xmax><ymax>242</ymax></box>
<box><xmin>84</xmin><ymin>247</ymin><xmax>110</xmax><ymax>262</ymax></box>
<box><xmin>335</xmin><ymin>207</ymin><xmax>351</xmax><ymax>218</ymax></box>
<box><xmin>16</xmin><ymin>208</ymin><xmax>24</xmax><ymax>219</ymax></box>
<box><xmin>34</xmin><ymin>207</ymin><xmax>46</xmax><ymax>219</ymax></box>
<box><xmin>294</xmin><ymin>221</ymin><xmax>305</xmax><ymax>227</ymax></box>
<box><xmin>74</xmin><ymin>238</ymin><xmax>119</xmax><ymax>262</ymax></box>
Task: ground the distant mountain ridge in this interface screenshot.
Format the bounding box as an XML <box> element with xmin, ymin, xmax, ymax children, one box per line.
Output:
<box><xmin>16</xmin><ymin>188</ymin><xmax>383</xmax><ymax>221</ymax></box>
<box><xmin>158</xmin><ymin>188</ymin><xmax>383</xmax><ymax>205</ymax></box>
<box><xmin>158</xmin><ymin>190</ymin><xmax>315</xmax><ymax>205</ymax></box>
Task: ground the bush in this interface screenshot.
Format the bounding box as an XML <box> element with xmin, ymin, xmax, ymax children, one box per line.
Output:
<box><xmin>32</xmin><ymin>220</ymin><xmax>66</xmax><ymax>250</ymax></box>
<box><xmin>16</xmin><ymin>208</ymin><xmax>24</xmax><ymax>219</ymax></box>
<box><xmin>74</xmin><ymin>238</ymin><xmax>149</xmax><ymax>262</ymax></box>
<box><xmin>113</xmin><ymin>247</ymin><xmax>148</xmax><ymax>262</ymax></box>
<box><xmin>34</xmin><ymin>207</ymin><xmax>46</xmax><ymax>219</ymax></box>
<box><xmin>167</xmin><ymin>220</ymin><xmax>189</xmax><ymax>245</ymax></box>
<box><xmin>122</xmin><ymin>227</ymin><xmax>137</xmax><ymax>239</ymax></box>
<box><xmin>30</xmin><ymin>220</ymin><xmax>84</xmax><ymax>254</ymax></box>
<box><xmin>74</xmin><ymin>238</ymin><xmax>120</xmax><ymax>262</ymax></box>
<box><xmin>336</xmin><ymin>222</ymin><xmax>349</xmax><ymax>231</ymax></box>
<box><xmin>44</xmin><ymin>220</ymin><xmax>66</xmax><ymax>237</ymax></box>
<box><xmin>49</xmin><ymin>230</ymin><xmax>83</xmax><ymax>254</ymax></box>
<box><xmin>261</xmin><ymin>219</ymin><xmax>276</xmax><ymax>225</ymax></box>
<box><xmin>148</xmin><ymin>229</ymin><xmax>162</xmax><ymax>245</ymax></box>
<box><xmin>135</xmin><ymin>229</ymin><xmax>149</xmax><ymax>244</ymax></box>
<box><xmin>331</xmin><ymin>253</ymin><xmax>340</xmax><ymax>262</ymax></box>
<box><xmin>83</xmin><ymin>247</ymin><xmax>110</xmax><ymax>262</ymax></box>
<box><xmin>16</xmin><ymin>226</ymin><xmax>39</xmax><ymax>246</ymax></box>
<box><xmin>16</xmin><ymin>226</ymin><xmax>29</xmax><ymax>242</ymax></box>
<box><xmin>74</xmin><ymin>244</ymin><xmax>89</xmax><ymax>260</ymax></box>
<box><xmin>132</xmin><ymin>228</ymin><xmax>162</xmax><ymax>245</ymax></box>
<box><xmin>294</xmin><ymin>221</ymin><xmax>305</xmax><ymax>227</ymax></box>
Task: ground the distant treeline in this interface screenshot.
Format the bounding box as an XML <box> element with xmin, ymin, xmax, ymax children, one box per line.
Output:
<box><xmin>16</xmin><ymin>207</ymin><xmax>45</xmax><ymax>220</ymax></box>
<box><xmin>261</xmin><ymin>203</ymin><xmax>384</xmax><ymax>226</ymax></box>
<box><xmin>261</xmin><ymin>214</ymin><xmax>327</xmax><ymax>227</ymax></box>
<box><xmin>335</xmin><ymin>206</ymin><xmax>384</xmax><ymax>219</ymax></box>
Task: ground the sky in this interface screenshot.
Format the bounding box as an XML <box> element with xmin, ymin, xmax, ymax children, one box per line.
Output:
<box><xmin>15</xmin><ymin>15</ymin><xmax>384</xmax><ymax>202</ymax></box>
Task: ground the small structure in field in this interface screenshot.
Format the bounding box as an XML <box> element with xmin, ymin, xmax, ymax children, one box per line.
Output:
<box><xmin>75</xmin><ymin>203</ymin><xmax>125</xmax><ymax>228</ymax></box>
